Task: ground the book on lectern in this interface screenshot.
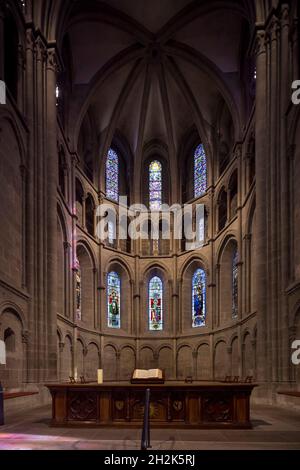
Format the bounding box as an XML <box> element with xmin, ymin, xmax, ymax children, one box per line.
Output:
<box><xmin>131</xmin><ymin>368</ymin><xmax>164</xmax><ymax>383</ymax></box>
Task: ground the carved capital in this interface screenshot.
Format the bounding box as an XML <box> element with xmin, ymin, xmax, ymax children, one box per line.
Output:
<box><xmin>22</xmin><ymin>330</ymin><xmax>29</xmax><ymax>344</ymax></box>
<box><xmin>280</xmin><ymin>4</ymin><xmax>289</xmax><ymax>29</ymax></box>
<box><xmin>227</xmin><ymin>347</ymin><xmax>232</xmax><ymax>354</ymax></box>
<box><xmin>268</xmin><ymin>17</ymin><xmax>280</xmax><ymax>42</ymax></box>
<box><xmin>255</xmin><ymin>30</ymin><xmax>267</xmax><ymax>57</ymax></box>
<box><xmin>25</xmin><ymin>29</ymin><xmax>35</xmax><ymax>52</ymax></box>
<box><xmin>192</xmin><ymin>351</ymin><xmax>197</xmax><ymax>359</ymax></box>
<box><xmin>46</xmin><ymin>48</ymin><xmax>60</xmax><ymax>73</ymax></box>
<box><xmin>35</xmin><ymin>36</ymin><xmax>46</xmax><ymax>62</ymax></box>
<box><xmin>59</xmin><ymin>341</ymin><xmax>65</xmax><ymax>352</ymax></box>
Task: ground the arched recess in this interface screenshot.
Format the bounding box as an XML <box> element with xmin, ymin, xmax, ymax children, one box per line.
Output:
<box><xmin>141</xmin><ymin>265</ymin><xmax>170</xmax><ymax>336</ymax></box>
<box><xmin>76</xmin><ymin>338</ymin><xmax>85</xmax><ymax>378</ymax></box>
<box><xmin>103</xmin><ymin>344</ymin><xmax>117</xmax><ymax>381</ymax></box>
<box><xmin>242</xmin><ymin>332</ymin><xmax>254</xmax><ymax>378</ymax></box>
<box><xmin>180</xmin><ymin>127</ymin><xmax>208</xmax><ymax>203</ymax></box>
<box><xmin>142</xmin><ymin>141</ymin><xmax>170</xmax><ymax>208</ymax></box>
<box><xmin>103</xmin><ymin>259</ymin><xmax>133</xmax><ymax>334</ymax></box>
<box><xmin>61</xmin><ymin>334</ymin><xmax>73</xmax><ymax>380</ymax></box>
<box><xmin>228</xmin><ymin>169</ymin><xmax>238</xmax><ymax>219</ymax></box>
<box><xmin>217</xmin><ymin>187</ymin><xmax>227</xmax><ymax>232</ymax></box>
<box><xmin>218</xmin><ymin>237</ymin><xmax>239</xmax><ymax>325</ymax></box>
<box><xmin>139</xmin><ymin>346</ymin><xmax>156</xmax><ymax>370</ymax></box>
<box><xmin>58</xmin><ymin>144</ymin><xmax>67</xmax><ymax>198</ymax></box>
<box><xmin>247</xmin><ymin>199</ymin><xmax>257</xmax><ymax>313</ymax></box>
<box><xmin>101</xmin><ymin>132</ymin><xmax>132</xmax><ymax>202</ymax></box>
<box><xmin>0</xmin><ymin>117</ymin><xmax>24</xmax><ymax>287</ymax></box>
<box><xmin>77</xmin><ymin>111</ymin><xmax>96</xmax><ymax>183</ymax></box>
<box><xmin>158</xmin><ymin>346</ymin><xmax>173</xmax><ymax>379</ymax></box>
<box><xmin>230</xmin><ymin>336</ymin><xmax>239</xmax><ymax>377</ymax></box>
<box><xmin>0</xmin><ymin>308</ymin><xmax>25</xmax><ymax>388</ymax></box>
<box><xmin>76</xmin><ymin>242</ymin><xmax>96</xmax><ymax>329</ymax></box>
<box><xmin>119</xmin><ymin>346</ymin><xmax>136</xmax><ymax>380</ymax></box>
<box><xmin>85</xmin><ymin>342</ymin><xmax>100</xmax><ymax>381</ymax></box>
<box><xmin>177</xmin><ymin>345</ymin><xmax>193</xmax><ymax>380</ymax></box>
<box><xmin>75</xmin><ymin>178</ymin><xmax>84</xmax><ymax>227</ymax></box>
<box><xmin>180</xmin><ymin>257</ymin><xmax>209</xmax><ymax>333</ymax></box>
<box><xmin>85</xmin><ymin>193</ymin><xmax>95</xmax><ymax>237</ymax></box>
<box><xmin>57</xmin><ymin>209</ymin><xmax>68</xmax><ymax>317</ymax></box>
<box><xmin>197</xmin><ymin>343</ymin><xmax>211</xmax><ymax>380</ymax></box>
<box><xmin>214</xmin><ymin>340</ymin><xmax>228</xmax><ymax>380</ymax></box>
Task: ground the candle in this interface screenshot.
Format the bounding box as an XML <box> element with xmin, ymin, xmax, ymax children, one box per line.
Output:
<box><xmin>97</xmin><ymin>369</ymin><xmax>103</xmax><ymax>384</ymax></box>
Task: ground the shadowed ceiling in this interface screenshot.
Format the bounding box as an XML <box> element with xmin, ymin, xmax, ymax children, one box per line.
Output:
<box><xmin>58</xmin><ymin>0</ymin><xmax>255</xmax><ymax>156</ymax></box>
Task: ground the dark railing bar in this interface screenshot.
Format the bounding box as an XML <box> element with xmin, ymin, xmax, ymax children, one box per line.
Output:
<box><xmin>141</xmin><ymin>388</ymin><xmax>151</xmax><ymax>450</ymax></box>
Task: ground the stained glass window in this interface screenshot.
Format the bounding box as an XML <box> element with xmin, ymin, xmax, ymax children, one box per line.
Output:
<box><xmin>149</xmin><ymin>276</ymin><xmax>163</xmax><ymax>330</ymax></box>
<box><xmin>232</xmin><ymin>248</ymin><xmax>238</xmax><ymax>318</ymax></box>
<box><xmin>149</xmin><ymin>160</ymin><xmax>162</xmax><ymax>210</ymax></box>
<box><xmin>75</xmin><ymin>258</ymin><xmax>81</xmax><ymax>321</ymax></box>
<box><xmin>106</xmin><ymin>148</ymin><xmax>119</xmax><ymax>202</ymax></box>
<box><xmin>194</xmin><ymin>144</ymin><xmax>207</xmax><ymax>198</ymax></box>
<box><xmin>107</xmin><ymin>271</ymin><xmax>121</xmax><ymax>328</ymax></box>
<box><xmin>192</xmin><ymin>268</ymin><xmax>206</xmax><ymax>327</ymax></box>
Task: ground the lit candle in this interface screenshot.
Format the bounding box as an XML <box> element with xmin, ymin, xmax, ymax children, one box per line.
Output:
<box><xmin>97</xmin><ymin>369</ymin><xmax>103</xmax><ymax>384</ymax></box>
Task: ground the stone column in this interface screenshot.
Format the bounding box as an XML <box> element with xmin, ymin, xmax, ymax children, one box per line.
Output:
<box><xmin>24</xmin><ymin>28</ymin><xmax>36</xmax><ymax>383</ymax></box>
<box><xmin>268</xmin><ymin>17</ymin><xmax>280</xmax><ymax>383</ymax></box>
<box><xmin>192</xmin><ymin>350</ymin><xmax>197</xmax><ymax>379</ymax></box>
<box><xmin>35</xmin><ymin>36</ymin><xmax>47</xmax><ymax>381</ymax></box>
<box><xmin>279</xmin><ymin>4</ymin><xmax>291</xmax><ymax>383</ymax></box>
<box><xmin>45</xmin><ymin>47</ymin><xmax>59</xmax><ymax>381</ymax></box>
<box><xmin>254</xmin><ymin>28</ymin><xmax>269</xmax><ymax>384</ymax></box>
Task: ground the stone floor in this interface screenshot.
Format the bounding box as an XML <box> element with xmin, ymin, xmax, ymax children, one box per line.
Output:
<box><xmin>0</xmin><ymin>404</ymin><xmax>299</xmax><ymax>450</ymax></box>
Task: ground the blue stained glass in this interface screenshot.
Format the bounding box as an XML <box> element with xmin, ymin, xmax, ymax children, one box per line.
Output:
<box><xmin>107</xmin><ymin>271</ymin><xmax>121</xmax><ymax>328</ymax></box>
<box><xmin>149</xmin><ymin>160</ymin><xmax>162</xmax><ymax>210</ymax></box>
<box><xmin>194</xmin><ymin>144</ymin><xmax>207</xmax><ymax>198</ymax></box>
<box><xmin>149</xmin><ymin>276</ymin><xmax>163</xmax><ymax>330</ymax></box>
<box><xmin>192</xmin><ymin>268</ymin><xmax>206</xmax><ymax>327</ymax></box>
<box><xmin>106</xmin><ymin>148</ymin><xmax>119</xmax><ymax>202</ymax></box>
<box><xmin>232</xmin><ymin>249</ymin><xmax>238</xmax><ymax>318</ymax></box>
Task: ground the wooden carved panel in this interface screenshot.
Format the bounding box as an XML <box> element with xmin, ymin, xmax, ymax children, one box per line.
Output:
<box><xmin>130</xmin><ymin>391</ymin><xmax>167</xmax><ymax>421</ymax></box>
<box><xmin>202</xmin><ymin>395</ymin><xmax>233</xmax><ymax>422</ymax></box>
<box><xmin>67</xmin><ymin>392</ymin><xmax>98</xmax><ymax>421</ymax></box>
<box><xmin>112</xmin><ymin>391</ymin><xmax>129</xmax><ymax>421</ymax></box>
<box><xmin>168</xmin><ymin>392</ymin><xmax>185</xmax><ymax>421</ymax></box>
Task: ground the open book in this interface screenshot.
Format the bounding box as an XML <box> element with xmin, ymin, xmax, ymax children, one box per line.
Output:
<box><xmin>131</xmin><ymin>368</ymin><xmax>164</xmax><ymax>383</ymax></box>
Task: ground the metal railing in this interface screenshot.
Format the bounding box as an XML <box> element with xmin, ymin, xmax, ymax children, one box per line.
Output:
<box><xmin>141</xmin><ymin>388</ymin><xmax>151</xmax><ymax>450</ymax></box>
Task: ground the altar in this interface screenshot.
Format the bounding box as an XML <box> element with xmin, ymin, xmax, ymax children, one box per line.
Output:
<box><xmin>45</xmin><ymin>381</ymin><xmax>257</xmax><ymax>429</ymax></box>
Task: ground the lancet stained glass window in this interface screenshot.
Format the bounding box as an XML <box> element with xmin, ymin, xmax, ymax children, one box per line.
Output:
<box><xmin>194</xmin><ymin>144</ymin><xmax>207</xmax><ymax>198</ymax></box>
<box><xmin>149</xmin><ymin>160</ymin><xmax>162</xmax><ymax>210</ymax></box>
<box><xmin>106</xmin><ymin>148</ymin><xmax>119</xmax><ymax>202</ymax></box>
<box><xmin>149</xmin><ymin>276</ymin><xmax>163</xmax><ymax>330</ymax></box>
<box><xmin>192</xmin><ymin>268</ymin><xmax>206</xmax><ymax>327</ymax></box>
<box><xmin>232</xmin><ymin>248</ymin><xmax>238</xmax><ymax>318</ymax></box>
<box><xmin>75</xmin><ymin>258</ymin><xmax>81</xmax><ymax>321</ymax></box>
<box><xmin>107</xmin><ymin>271</ymin><xmax>121</xmax><ymax>328</ymax></box>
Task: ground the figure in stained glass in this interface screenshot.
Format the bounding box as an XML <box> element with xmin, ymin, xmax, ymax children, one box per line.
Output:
<box><xmin>192</xmin><ymin>268</ymin><xmax>206</xmax><ymax>327</ymax></box>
